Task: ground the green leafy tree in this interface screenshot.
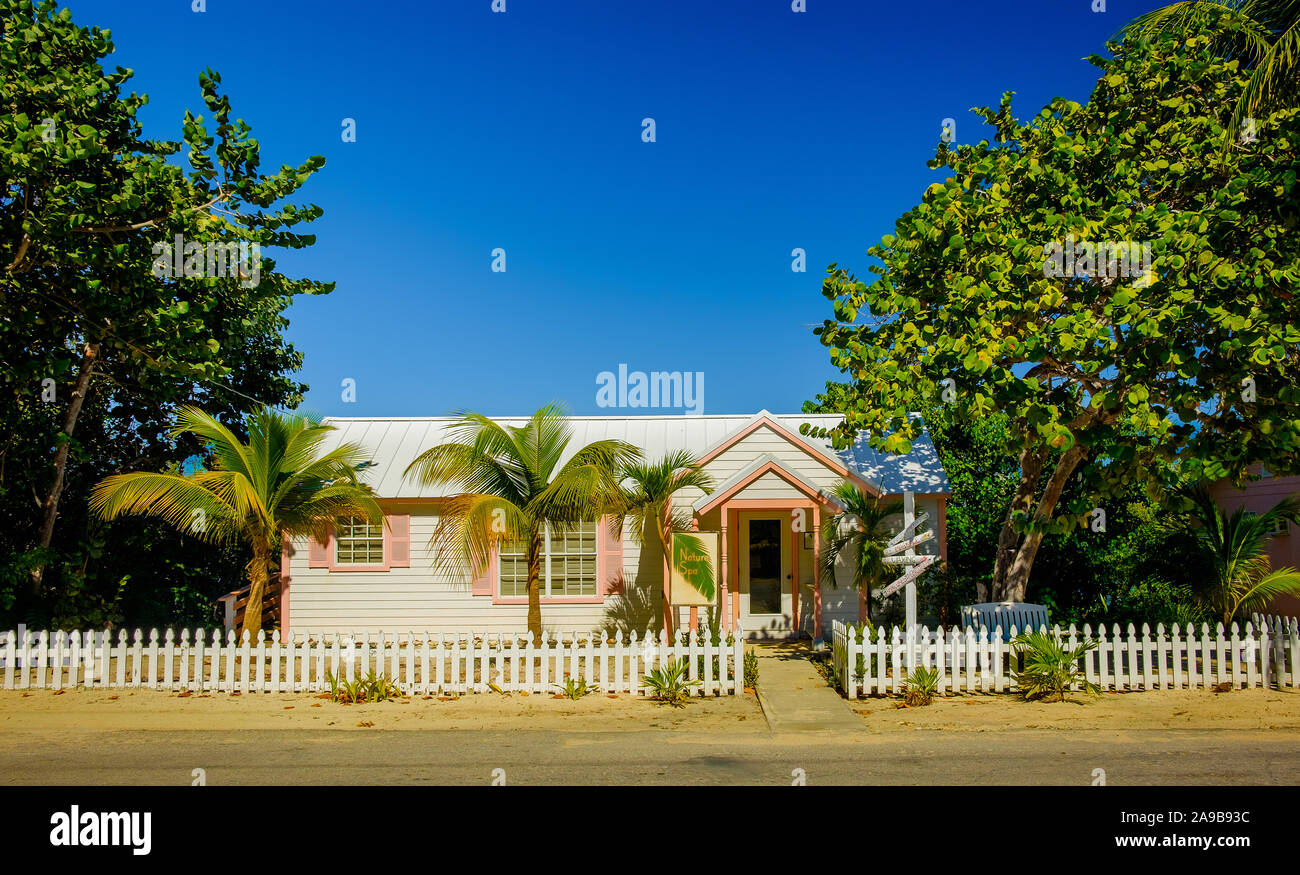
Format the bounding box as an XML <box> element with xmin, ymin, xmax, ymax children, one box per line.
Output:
<box><xmin>1174</xmin><ymin>483</ymin><xmax>1300</xmax><ymax>623</ymax></box>
<box><xmin>809</xmin><ymin>21</ymin><xmax>1300</xmax><ymax>603</ymax></box>
<box><xmin>614</xmin><ymin>450</ymin><xmax>714</xmax><ymax>634</ymax></box>
<box><xmin>1</xmin><ymin>0</ymin><xmax>332</xmax><ymax>612</ymax></box>
<box><xmin>819</xmin><ymin>483</ymin><xmax>904</xmax><ymax>623</ymax></box>
<box><xmin>403</xmin><ymin>405</ymin><xmax>639</xmax><ymax>641</ymax></box>
<box><xmin>1123</xmin><ymin>0</ymin><xmax>1300</xmax><ymax>145</ymax></box>
<box><xmin>90</xmin><ymin>406</ymin><xmax>383</xmax><ymax>637</ymax></box>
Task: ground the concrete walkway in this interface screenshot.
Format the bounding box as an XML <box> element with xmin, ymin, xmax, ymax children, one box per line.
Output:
<box><xmin>751</xmin><ymin>640</ymin><xmax>863</xmax><ymax>732</ymax></box>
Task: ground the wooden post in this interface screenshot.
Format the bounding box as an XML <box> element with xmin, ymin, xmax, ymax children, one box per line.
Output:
<box><xmin>812</xmin><ymin>504</ymin><xmax>823</xmax><ymax>640</ymax></box>
<box><xmin>720</xmin><ymin>511</ymin><xmax>731</xmax><ymax>633</ymax></box>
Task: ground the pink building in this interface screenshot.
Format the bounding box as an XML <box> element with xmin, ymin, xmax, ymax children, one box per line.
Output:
<box><xmin>1207</xmin><ymin>465</ymin><xmax>1300</xmax><ymax>618</ymax></box>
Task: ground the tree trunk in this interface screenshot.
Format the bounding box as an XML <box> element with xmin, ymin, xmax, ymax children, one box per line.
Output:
<box><xmin>30</xmin><ymin>341</ymin><xmax>99</xmax><ymax>594</ymax></box>
<box><xmin>526</xmin><ymin>530</ymin><xmax>543</xmax><ymax>643</ymax></box>
<box><xmin>990</xmin><ymin>445</ymin><xmax>1048</xmax><ymax>601</ymax></box>
<box><xmin>242</xmin><ymin>541</ymin><xmax>272</xmax><ymax>641</ymax></box>
<box><xmin>1000</xmin><ymin>445</ymin><xmax>1088</xmax><ymax>603</ymax></box>
<box><xmin>660</xmin><ymin>505</ymin><xmax>674</xmax><ymax>639</ymax></box>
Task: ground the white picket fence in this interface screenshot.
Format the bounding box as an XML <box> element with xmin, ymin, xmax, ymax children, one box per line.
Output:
<box><xmin>831</xmin><ymin>614</ymin><xmax>1300</xmax><ymax>699</ymax></box>
<box><xmin>0</xmin><ymin>628</ymin><xmax>745</xmax><ymax>697</ymax></box>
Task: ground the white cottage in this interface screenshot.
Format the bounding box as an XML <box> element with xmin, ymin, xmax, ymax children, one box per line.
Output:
<box><xmin>275</xmin><ymin>411</ymin><xmax>950</xmax><ymax>640</ymax></box>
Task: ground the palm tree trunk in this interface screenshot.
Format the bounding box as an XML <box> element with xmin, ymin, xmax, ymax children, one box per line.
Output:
<box><xmin>30</xmin><ymin>341</ymin><xmax>99</xmax><ymax>595</ymax></box>
<box><xmin>243</xmin><ymin>541</ymin><xmax>272</xmax><ymax>640</ymax></box>
<box><xmin>526</xmin><ymin>531</ymin><xmax>543</xmax><ymax>643</ymax></box>
<box><xmin>660</xmin><ymin>505</ymin><xmax>674</xmax><ymax>639</ymax></box>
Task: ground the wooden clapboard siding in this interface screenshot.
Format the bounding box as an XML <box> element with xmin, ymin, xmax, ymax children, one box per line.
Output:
<box><xmin>287</xmin><ymin>508</ymin><xmax>647</xmax><ymax>635</ymax></box>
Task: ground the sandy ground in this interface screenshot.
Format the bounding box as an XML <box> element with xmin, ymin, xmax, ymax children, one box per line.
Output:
<box><xmin>1</xmin><ymin>685</ymin><xmax>1298</xmax><ymax>734</ymax></box>
<box><xmin>849</xmin><ymin>687</ymin><xmax>1300</xmax><ymax>732</ymax></box>
<box><xmin>0</xmin><ymin>688</ymin><xmax>766</xmax><ymax>733</ymax></box>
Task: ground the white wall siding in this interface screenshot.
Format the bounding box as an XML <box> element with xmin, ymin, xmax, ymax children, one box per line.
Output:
<box><xmin>288</xmin><ymin>510</ymin><xmax>656</xmax><ymax>636</ymax></box>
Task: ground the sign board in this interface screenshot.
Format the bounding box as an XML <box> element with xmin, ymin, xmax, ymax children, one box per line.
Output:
<box><xmin>878</xmin><ymin>553</ymin><xmax>937</xmax><ymax>599</ymax></box>
<box><xmin>669</xmin><ymin>532</ymin><xmax>719</xmax><ymax>606</ymax></box>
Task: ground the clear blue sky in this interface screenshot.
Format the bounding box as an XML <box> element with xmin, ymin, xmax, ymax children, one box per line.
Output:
<box><xmin>75</xmin><ymin>0</ymin><xmax>1166</xmax><ymax>417</ymax></box>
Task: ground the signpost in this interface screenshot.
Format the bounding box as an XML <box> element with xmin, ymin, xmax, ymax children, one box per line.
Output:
<box><xmin>878</xmin><ymin>492</ymin><xmax>935</xmax><ymax>667</ymax></box>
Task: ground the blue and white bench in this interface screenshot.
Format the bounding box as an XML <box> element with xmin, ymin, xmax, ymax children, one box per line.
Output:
<box><xmin>961</xmin><ymin>602</ymin><xmax>1050</xmax><ymax>641</ymax></box>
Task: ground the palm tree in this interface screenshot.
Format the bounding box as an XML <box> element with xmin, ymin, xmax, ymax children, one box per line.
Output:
<box><xmin>1176</xmin><ymin>483</ymin><xmax>1300</xmax><ymax>624</ymax></box>
<box><xmin>1122</xmin><ymin>1</ymin><xmax>1300</xmax><ymax>145</ymax></box>
<box><xmin>403</xmin><ymin>404</ymin><xmax>639</xmax><ymax>641</ymax></box>
<box><xmin>90</xmin><ymin>406</ymin><xmax>384</xmax><ymax>638</ymax></box>
<box><xmin>820</xmin><ymin>483</ymin><xmax>905</xmax><ymax>624</ymax></box>
<box><xmin>614</xmin><ymin>450</ymin><xmax>714</xmax><ymax>635</ymax></box>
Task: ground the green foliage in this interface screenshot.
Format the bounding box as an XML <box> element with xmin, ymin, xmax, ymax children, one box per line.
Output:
<box><xmin>744</xmin><ymin>647</ymin><xmax>759</xmax><ymax>689</ymax></box>
<box><xmin>1171</xmin><ymin>484</ymin><xmax>1300</xmax><ymax>622</ymax></box>
<box><xmin>404</xmin><ymin>404</ymin><xmax>641</xmax><ymax>641</ymax></box>
<box><xmin>327</xmin><ymin>670</ymin><xmax>405</xmax><ymax>704</ymax></box>
<box><xmin>91</xmin><ymin>406</ymin><xmax>384</xmax><ymax>636</ymax></box>
<box><xmin>557</xmin><ymin>677</ymin><xmax>597</xmax><ymax>700</ymax></box>
<box><xmin>642</xmin><ymin>659</ymin><xmax>701</xmax><ymax>707</ymax></box>
<box><xmin>902</xmin><ymin>665</ymin><xmax>941</xmax><ymax>706</ymax></box>
<box><xmin>820</xmin><ymin>483</ymin><xmax>905</xmax><ymax>618</ymax></box>
<box><xmin>1011</xmin><ymin>631</ymin><xmax>1102</xmax><ymax>702</ymax></box>
<box><xmin>1</xmin><ymin>0</ymin><xmax>332</xmax><ymax>626</ymax></box>
<box><xmin>808</xmin><ymin>17</ymin><xmax>1300</xmax><ymax>597</ymax></box>
<box><xmin>1123</xmin><ymin>0</ymin><xmax>1300</xmax><ymax>146</ymax></box>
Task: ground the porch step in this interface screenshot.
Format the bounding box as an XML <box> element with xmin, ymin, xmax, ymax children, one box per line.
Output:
<box><xmin>750</xmin><ymin>641</ymin><xmax>862</xmax><ymax>733</ymax></box>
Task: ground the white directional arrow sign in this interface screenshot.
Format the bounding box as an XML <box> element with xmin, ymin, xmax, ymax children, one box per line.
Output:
<box><xmin>882</xmin><ymin>530</ymin><xmax>935</xmax><ymax>558</ymax></box>
<box><xmin>878</xmin><ymin>553</ymin><xmax>937</xmax><ymax>599</ymax></box>
<box><xmin>885</xmin><ymin>512</ymin><xmax>928</xmax><ymax>549</ymax></box>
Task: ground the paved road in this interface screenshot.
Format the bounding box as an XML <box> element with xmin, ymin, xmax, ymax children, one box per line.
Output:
<box><xmin>2</xmin><ymin>728</ymin><xmax>1297</xmax><ymax>785</ymax></box>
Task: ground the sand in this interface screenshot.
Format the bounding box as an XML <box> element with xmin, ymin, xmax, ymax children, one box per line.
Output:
<box><xmin>1</xmin><ymin>685</ymin><xmax>1297</xmax><ymax>735</ymax></box>
<box><xmin>848</xmin><ymin>687</ymin><xmax>1300</xmax><ymax>732</ymax></box>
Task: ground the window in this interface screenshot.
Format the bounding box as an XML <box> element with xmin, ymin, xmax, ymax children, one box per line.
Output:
<box><xmin>1244</xmin><ymin>511</ymin><xmax>1288</xmax><ymax>537</ymax></box>
<box><xmin>499</xmin><ymin>520</ymin><xmax>598</xmax><ymax>598</ymax></box>
<box><xmin>335</xmin><ymin>516</ymin><xmax>384</xmax><ymax>564</ymax></box>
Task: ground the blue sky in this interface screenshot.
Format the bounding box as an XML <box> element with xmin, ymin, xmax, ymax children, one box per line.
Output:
<box><xmin>75</xmin><ymin>0</ymin><xmax>1166</xmax><ymax>417</ymax></box>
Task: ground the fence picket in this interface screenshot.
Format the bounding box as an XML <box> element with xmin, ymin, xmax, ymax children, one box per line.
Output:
<box><xmin>5</xmin><ymin>617</ymin><xmax>1298</xmax><ymax>695</ymax></box>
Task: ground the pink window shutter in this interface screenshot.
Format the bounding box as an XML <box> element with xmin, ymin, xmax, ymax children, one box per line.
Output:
<box><xmin>598</xmin><ymin>514</ymin><xmax>624</xmax><ymax>594</ymax></box>
<box><xmin>387</xmin><ymin>514</ymin><xmax>411</xmax><ymax>568</ymax></box>
<box><xmin>471</xmin><ymin>544</ymin><xmax>496</xmax><ymax>596</ymax></box>
<box><xmin>308</xmin><ymin>534</ymin><xmax>329</xmax><ymax>568</ymax></box>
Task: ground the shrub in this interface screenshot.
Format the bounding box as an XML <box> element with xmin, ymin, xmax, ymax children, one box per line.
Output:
<box><xmin>901</xmin><ymin>665</ymin><xmax>940</xmax><ymax>706</ymax></box>
<box><xmin>744</xmin><ymin>648</ymin><xmax>759</xmax><ymax>689</ymax></box>
<box><xmin>557</xmin><ymin>677</ymin><xmax>596</xmax><ymax>700</ymax></box>
<box><xmin>326</xmin><ymin>670</ymin><xmax>404</xmax><ymax>704</ymax></box>
<box><xmin>1011</xmin><ymin>630</ymin><xmax>1101</xmax><ymax>702</ymax></box>
<box><xmin>642</xmin><ymin>659</ymin><xmax>701</xmax><ymax>707</ymax></box>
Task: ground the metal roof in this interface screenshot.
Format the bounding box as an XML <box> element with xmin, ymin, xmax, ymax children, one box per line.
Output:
<box><xmin>319</xmin><ymin>409</ymin><xmax>951</xmax><ymax>499</ymax></box>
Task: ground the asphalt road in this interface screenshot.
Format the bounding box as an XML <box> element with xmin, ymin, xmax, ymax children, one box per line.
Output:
<box><xmin>1</xmin><ymin>728</ymin><xmax>1297</xmax><ymax>785</ymax></box>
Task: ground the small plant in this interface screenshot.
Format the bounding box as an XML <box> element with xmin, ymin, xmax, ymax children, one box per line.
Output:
<box><xmin>326</xmin><ymin>670</ymin><xmax>405</xmax><ymax>704</ymax></box>
<box><xmin>901</xmin><ymin>665</ymin><xmax>940</xmax><ymax>706</ymax></box>
<box><xmin>744</xmin><ymin>648</ymin><xmax>759</xmax><ymax>689</ymax></box>
<box><xmin>557</xmin><ymin>676</ymin><xmax>597</xmax><ymax>700</ymax></box>
<box><xmin>1011</xmin><ymin>630</ymin><xmax>1100</xmax><ymax>703</ymax></box>
<box><xmin>642</xmin><ymin>659</ymin><xmax>701</xmax><ymax>707</ymax></box>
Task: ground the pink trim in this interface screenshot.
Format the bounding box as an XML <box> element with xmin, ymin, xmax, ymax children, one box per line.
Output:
<box><xmin>279</xmin><ymin>533</ymin><xmax>292</xmax><ymax>636</ymax></box>
<box><xmin>491</xmin><ymin>515</ymin><xmax>616</xmax><ymax>605</ymax></box>
<box><xmin>471</xmin><ymin>549</ymin><xmax>497</xmax><ymax>596</ymax></box>
<box><xmin>696</xmin><ymin>460</ymin><xmax>837</xmax><ymax>515</ymax></box>
<box><xmin>719</xmin><ymin>512</ymin><xmax>730</xmax><ymax>633</ymax></box>
<box><xmin>324</xmin><ymin>513</ymin><xmax>401</xmax><ymax>572</ymax></box>
<box><xmin>812</xmin><ymin>504</ymin><xmax>822</xmax><ymax>639</ymax></box>
<box><xmin>937</xmin><ymin>497</ymin><xmax>948</xmax><ymax>563</ymax></box>
<box><xmin>695</xmin><ymin>415</ymin><xmax>882</xmax><ymax>497</ymax></box>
